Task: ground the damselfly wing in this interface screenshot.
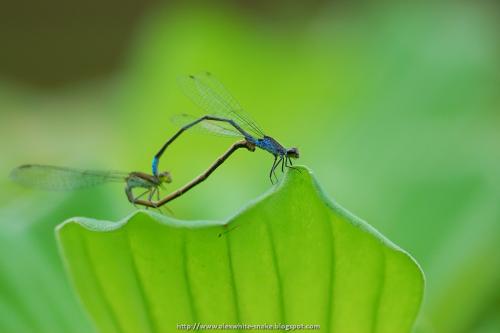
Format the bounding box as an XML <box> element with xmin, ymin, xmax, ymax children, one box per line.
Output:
<box><xmin>177</xmin><ymin>72</ymin><xmax>265</xmax><ymax>139</ymax></box>
<box><xmin>10</xmin><ymin>165</ymin><xmax>127</xmax><ymax>191</ymax></box>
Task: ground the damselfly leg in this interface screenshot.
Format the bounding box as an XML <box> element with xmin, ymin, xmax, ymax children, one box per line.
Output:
<box><xmin>155</xmin><ymin>187</ymin><xmax>165</xmax><ymax>214</ymax></box>
<box><xmin>269</xmin><ymin>155</ymin><xmax>287</xmax><ymax>184</ymax></box>
<box><xmin>284</xmin><ymin>157</ymin><xmax>302</xmax><ymax>173</ymax></box>
<box><xmin>130</xmin><ymin>188</ymin><xmax>152</xmax><ymax>208</ymax></box>
<box><xmin>269</xmin><ymin>156</ymin><xmax>278</xmax><ymax>183</ymax></box>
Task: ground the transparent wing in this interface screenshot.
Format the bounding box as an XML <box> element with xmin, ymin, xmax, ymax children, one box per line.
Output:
<box><xmin>171</xmin><ymin>114</ymin><xmax>242</xmax><ymax>138</ymax></box>
<box><xmin>178</xmin><ymin>72</ymin><xmax>265</xmax><ymax>138</ymax></box>
<box><xmin>10</xmin><ymin>164</ymin><xmax>128</xmax><ymax>191</ymax></box>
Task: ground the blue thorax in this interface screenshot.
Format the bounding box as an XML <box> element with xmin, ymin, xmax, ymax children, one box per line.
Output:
<box><xmin>254</xmin><ymin>136</ymin><xmax>286</xmax><ymax>156</ymax></box>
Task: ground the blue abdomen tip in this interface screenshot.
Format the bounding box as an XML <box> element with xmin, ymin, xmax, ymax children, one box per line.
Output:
<box><xmin>152</xmin><ymin>157</ymin><xmax>159</xmax><ymax>175</ymax></box>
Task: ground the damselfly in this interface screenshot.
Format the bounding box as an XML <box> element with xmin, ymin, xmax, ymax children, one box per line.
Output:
<box><xmin>10</xmin><ymin>164</ymin><xmax>172</xmax><ymax>207</ymax></box>
<box><xmin>152</xmin><ymin>72</ymin><xmax>300</xmax><ymax>183</ymax></box>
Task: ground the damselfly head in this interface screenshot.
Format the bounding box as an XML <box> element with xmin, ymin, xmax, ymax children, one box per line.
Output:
<box><xmin>286</xmin><ymin>147</ymin><xmax>300</xmax><ymax>159</ymax></box>
<box><xmin>158</xmin><ymin>171</ymin><xmax>172</xmax><ymax>184</ymax></box>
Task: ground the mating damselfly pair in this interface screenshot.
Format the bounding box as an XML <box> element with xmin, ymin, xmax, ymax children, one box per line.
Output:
<box><xmin>11</xmin><ymin>72</ymin><xmax>300</xmax><ymax>209</ymax></box>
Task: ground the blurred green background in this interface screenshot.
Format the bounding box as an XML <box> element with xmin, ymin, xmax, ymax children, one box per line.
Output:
<box><xmin>1</xmin><ymin>0</ymin><xmax>499</xmax><ymax>332</ymax></box>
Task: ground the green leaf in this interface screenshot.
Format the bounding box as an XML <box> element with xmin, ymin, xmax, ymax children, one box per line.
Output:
<box><xmin>57</xmin><ymin>166</ymin><xmax>424</xmax><ymax>332</ymax></box>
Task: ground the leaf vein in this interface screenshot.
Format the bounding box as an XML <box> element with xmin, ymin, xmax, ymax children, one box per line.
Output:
<box><xmin>181</xmin><ymin>231</ymin><xmax>198</xmax><ymax>323</ymax></box>
<box><xmin>82</xmin><ymin>233</ymin><xmax>124</xmax><ymax>333</ymax></box>
<box><xmin>371</xmin><ymin>246</ymin><xmax>387</xmax><ymax>333</ymax></box>
<box><xmin>325</xmin><ymin>214</ymin><xmax>336</xmax><ymax>333</ymax></box>
<box><xmin>225</xmin><ymin>234</ymin><xmax>242</xmax><ymax>323</ymax></box>
<box><xmin>125</xmin><ymin>229</ymin><xmax>157</xmax><ymax>333</ymax></box>
<box><xmin>265</xmin><ymin>217</ymin><xmax>286</xmax><ymax>326</ymax></box>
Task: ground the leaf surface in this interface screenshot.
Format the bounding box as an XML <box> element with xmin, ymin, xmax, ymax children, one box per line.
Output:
<box><xmin>57</xmin><ymin>166</ymin><xmax>424</xmax><ymax>332</ymax></box>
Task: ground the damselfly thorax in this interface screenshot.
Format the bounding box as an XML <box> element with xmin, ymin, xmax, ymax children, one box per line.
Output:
<box><xmin>251</xmin><ymin>136</ymin><xmax>287</xmax><ymax>156</ymax></box>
